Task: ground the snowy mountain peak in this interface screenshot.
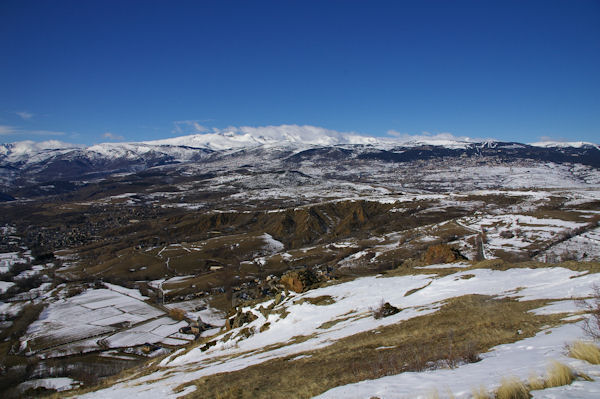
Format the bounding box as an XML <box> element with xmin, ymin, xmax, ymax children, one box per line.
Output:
<box><xmin>143</xmin><ymin>125</ymin><xmax>501</xmax><ymax>151</ymax></box>
<box><xmin>0</xmin><ymin>140</ymin><xmax>82</xmax><ymax>163</ymax></box>
<box><xmin>143</xmin><ymin>125</ymin><xmax>382</xmax><ymax>150</ymax></box>
<box><xmin>529</xmin><ymin>141</ymin><xmax>599</xmax><ymax>149</ymax></box>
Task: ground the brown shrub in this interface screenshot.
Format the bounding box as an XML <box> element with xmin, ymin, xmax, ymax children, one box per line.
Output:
<box><xmin>169</xmin><ymin>308</ymin><xmax>187</xmax><ymax>321</ymax></box>
<box><xmin>372</xmin><ymin>301</ymin><xmax>400</xmax><ymax>319</ymax></box>
<box><xmin>421</xmin><ymin>244</ymin><xmax>466</xmax><ymax>265</ymax></box>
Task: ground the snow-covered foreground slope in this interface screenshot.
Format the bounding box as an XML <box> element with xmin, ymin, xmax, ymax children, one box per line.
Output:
<box><xmin>315</xmin><ymin>322</ymin><xmax>600</xmax><ymax>399</ymax></box>
<box><xmin>78</xmin><ymin>264</ymin><xmax>600</xmax><ymax>398</ymax></box>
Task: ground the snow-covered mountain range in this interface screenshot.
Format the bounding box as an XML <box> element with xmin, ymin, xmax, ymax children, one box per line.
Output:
<box><xmin>1</xmin><ymin>126</ymin><xmax>599</xmax><ymax>199</ymax></box>
<box><xmin>2</xmin><ymin>125</ymin><xmax>598</xmax><ymax>162</ymax></box>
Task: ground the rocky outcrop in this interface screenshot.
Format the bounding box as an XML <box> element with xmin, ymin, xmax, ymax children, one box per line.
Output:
<box><xmin>225</xmin><ymin>310</ymin><xmax>258</xmax><ymax>330</ymax></box>
<box><xmin>280</xmin><ymin>269</ymin><xmax>320</xmax><ymax>293</ymax></box>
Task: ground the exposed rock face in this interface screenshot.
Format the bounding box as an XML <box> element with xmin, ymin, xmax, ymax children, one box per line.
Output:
<box><xmin>280</xmin><ymin>269</ymin><xmax>320</xmax><ymax>293</ymax></box>
<box><xmin>421</xmin><ymin>244</ymin><xmax>466</xmax><ymax>265</ymax></box>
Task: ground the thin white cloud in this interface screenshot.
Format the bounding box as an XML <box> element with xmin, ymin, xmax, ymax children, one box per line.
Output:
<box><xmin>102</xmin><ymin>132</ymin><xmax>125</xmax><ymax>141</ymax></box>
<box><xmin>537</xmin><ymin>135</ymin><xmax>573</xmax><ymax>143</ymax></box>
<box><xmin>15</xmin><ymin>111</ymin><xmax>34</xmax><ymax>120</ymax></box>
<box><xmin>386</xmin><ymin>130</ymin><xmax>485</xmax><ymax>143</ymax></box>
<box><xmin>0</xmin><ymin>125</ymin><xmax>15</xmax><ymax>135</ymax></box>
<box><xmin>150</xmin><ymin>124</ymin><xmax>387</xmax><ymax>148</ymax></box>
<box><xmin>0</xmin><ymin>125</ymin><xmax>65</xmax><ymax>136</ymax></box>
<box><xmin>156</xmin><ymin>124</ymin><xmax>488</xmax><ymax>148</ymax></box>
<box><xmin>172</xmin><ymin>120</ymin><xmax>208</xmax><ymax>135</ymax></box>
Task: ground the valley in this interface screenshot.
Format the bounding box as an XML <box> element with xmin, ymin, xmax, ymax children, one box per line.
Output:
<box><xmin>0</xmin><ymin>136</ymin><xmax>599</xmax><ymax>398</ymax></box>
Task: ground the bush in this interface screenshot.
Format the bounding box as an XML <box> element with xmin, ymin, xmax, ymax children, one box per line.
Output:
<box><xmin>64</xmin><ymin>285</ymin><xmax>85</xmax><ymax>298</ymax></box>
<box><xmin>372</xmin><ymin>301</ymin><xmax>400</xmax><ymax>319</ymax></box>
<box><xmin>421</xmin><ymin>244</ymin><xmax>466</xmax><ymax>265</ymax></box>
<box><xmin>578</xmin><ymin>284</ymin><xmax>600</xmax><ymax>340</ymax></box>
<box><xmin>14</xmin><ymin>274</ymin><xmax>43</xmax><ymax>291</ymax></box>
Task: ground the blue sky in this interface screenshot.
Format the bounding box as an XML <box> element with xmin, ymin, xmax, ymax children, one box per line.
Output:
<box><xmin>1</xmin><ymin>0</ymin><xmax>599</xmax><ymax>145</ymax></box>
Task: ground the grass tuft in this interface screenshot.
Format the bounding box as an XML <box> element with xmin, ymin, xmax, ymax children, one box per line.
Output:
<box><xmin>495</xmin><ymin>377</ymin><xmax>530</xmax><ymax>399</ymax></box>
<box><xmin>544</xmin><ymin>361</ymin><xmax>574</xmax><ymax>388</ymax></box>
<box><xmin>568</xmin><ymin>340</ymin><xmax>600</xmax><ymax>364</ymax></box>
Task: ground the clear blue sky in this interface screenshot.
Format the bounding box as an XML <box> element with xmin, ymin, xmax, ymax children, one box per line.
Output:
<box><xmin>1</xmin><ymin>0</ymin><xmax>599</xmax><ymax>144</ymax></box>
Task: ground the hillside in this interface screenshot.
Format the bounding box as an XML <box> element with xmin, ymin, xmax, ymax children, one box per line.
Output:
<box><xmin>0</xmin><ymin>131</ymin><xmax>599</xmax><ymax>398</ymax></box>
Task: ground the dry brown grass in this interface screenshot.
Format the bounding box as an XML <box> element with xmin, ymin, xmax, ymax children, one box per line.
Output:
<box><xmin>495</xmin><ymin>377</ymin><xmax>529</xmax><ymax>399</ymax></box>
<box><xmin>168</xmin><ymin>295</ymin><xmax>563</xmax><ymax>399</ymax></box>
<box><xmin>544</xmin><ymin>361</ymin><xmax>575</xmax><ymax>388</ymax></box>
<box><xmin>568</xmin><ymin>341</ymin><xmax>600</xmax><ymax>364</ymax></box>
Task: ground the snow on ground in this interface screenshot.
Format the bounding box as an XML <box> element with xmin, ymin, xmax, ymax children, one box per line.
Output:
<box><xmin>79</xmin><ymin>266</ymin><xmax>600</xmax><ymax>398</ymax></box>
<box><xmin>23</xmin><ymin>287</ymin><xmax>164</xmax><ymax>354</ymax></box>
<box><xmin>338</xmin><ymin>249</ymin><xmax>375</xmax><ymax>268</ymax></box>
<box><xmin>0</xmin><ymin>280</ymin><xmax>15</xmax><ymax>293</ymax></box>
<box><xmin>17</xmin><ymin>377</ymin><xmax>81</xmax><ymax>393</ymax></box>
<box><xmin>536</xmin><ymin>226</ymin><xmax>600</xmax><ymax>262</ymax></box>
<box><xmin>411</xmin><ymin>164</ymin><xmax>596</xmax><ymax>191</ymax></box>
<box><xmin>415</xmin><ymin>262</ymin><xmax>471</xmax><ymax>270</ymax></box>
<box><xmin>0</xmin><ymin>224</ymin><xmax>17</xmax><ymax>236</ymax></box>
<box><xmin>0</xmin><ymin>250</ymin><xmax>33</xmax><ymax>273</ymax></box>
<box><xmin>0</xmin><ymin>300</ymin><xmax>24</xmax><ymax>317</ymax></box>
<box><xmin>164</xmin><ymin>298</ymin><xmax>226</xmax><ymax>327</ymax></box>
<box><xmin>104</xmin><ymin>317</ymin><xmax>189</xmax><ymax>348</ymax></box>
<box><xmin>458</xmin><ymin>214</ymin><xmax>587</xmax><ymax>256</ymax></box>
<box><xmin>262</xmin><ymin>233</ymin><xmax>285</xmax><ymax>252</ymax></box>
<box><xmin>315</xmin><ymin>322</ymin><xmax>600</xmax><ymax>399</ymax></box>
<box><xmin>103</xmin><ymin>282</ymin><xmax>150</xmax><ymax>301</ymax></box>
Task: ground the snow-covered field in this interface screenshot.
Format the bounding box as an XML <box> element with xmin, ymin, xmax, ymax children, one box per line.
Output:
<box><xmin>536</xmin><ymin>226</ymin><xmax>600</xmax><ymax>262</ymax></box>
<box><xmin>78</xmin><ymin>264</ymin><xmax>600</xmax><ymax>398</ymax></box>
<box><xmin>163</xmin><ymin>299</ymin><xmax>225</xmax><ymax>328</ymax></box>
<box><xmin>22</xmin><ymin>286</ymin><xmax>179</xmax><ymax>356</ymax></box>
<box><xmin>0</xmin><ymin>250</ymin><xmax>33</xmax><ymax>273</ymax></box>
<box><xmin>458</xmin><ymin>214</ymin><xmax>589</xmax><ymax>258</ymax></box>
<box><xmin>18</xmin><ymin>377</ymin><xmax>81</xmax><ymax>393</ymax></box>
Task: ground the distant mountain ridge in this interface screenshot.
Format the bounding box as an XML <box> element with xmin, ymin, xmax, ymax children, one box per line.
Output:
<box><xmin>1</xmin><ymin>129</ymin><xmax>599</xmax><ymax>200</ymax></box>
